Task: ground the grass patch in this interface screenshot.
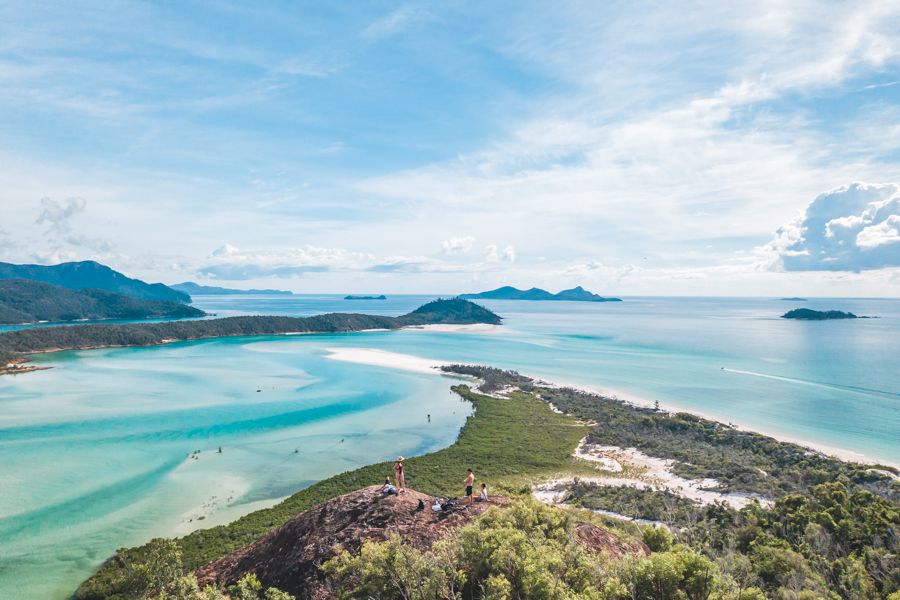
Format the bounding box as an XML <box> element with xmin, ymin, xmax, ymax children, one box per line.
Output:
<box><xmin>76</xmin><ymin>385</ymin><xmax>588</xmax><ymax>599</ymax></box>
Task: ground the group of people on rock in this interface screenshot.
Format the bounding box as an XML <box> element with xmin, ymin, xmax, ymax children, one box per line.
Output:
<box><xmin>378</xmin><ymin>456</ymin><xmax>488</xmax><ymax>505</ymax></box>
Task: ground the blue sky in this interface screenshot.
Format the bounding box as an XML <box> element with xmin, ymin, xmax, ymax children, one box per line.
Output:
<box><xmin>1</xmin><ymin>1</ymin><xmax>900</xmax><ymax>295</ymax></box>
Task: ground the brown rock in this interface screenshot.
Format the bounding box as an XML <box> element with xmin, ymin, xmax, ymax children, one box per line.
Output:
<box><xmin>194</xmin><ymin>486</ymin><xmax>648</xmax><ymax>599</ymax></box>
<box><xmin>194</xmin><ymin>486</ymin><xmax>505</xmax><ymax>598</ymax></box>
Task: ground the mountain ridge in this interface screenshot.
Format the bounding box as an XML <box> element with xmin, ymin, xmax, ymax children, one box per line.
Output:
<box><xmin>461</xmin><ymin>285</ymin><xmax>621</xmax><ymax>302</ymax></box>
<box><xmin>171</xmin><ymin>282</ymin><xmax>293</xmax><ymax>296</ymax></box>
<box><xmin>0</xmin><ymin>261</ymin><xmax>190</xmax><ymax>303</ymax></box>
<box><xmin>0</xmin><ymin>279</ymin><xmax>205</xmax><ymax>325</ymax></box>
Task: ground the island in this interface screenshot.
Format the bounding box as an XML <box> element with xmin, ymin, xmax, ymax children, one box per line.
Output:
<box><xmin>344</xmin><ymin>294</ymin><xmax>387</xmax><ymax>300</ymax></box>
<box><xmin>0</xmin><ymin>260</ymin><xmax>190</xmax><ymax>303</ymax></box>
<box><xmin>0</xmin><ymin>298</ymin><xmax>500</xmax><ymax>368</ymax></box>
<box><xmin>171</xmin><ymin>282</ymin><xmax>293</xmax><ymax>296</ymax></box>
<box><xmin>780</xmin><ymin>297</ymin><xmax>808</xmax><ymax>301</ymax></box>
<box><xmin>782</xmin><ymin>308</ymin><xmax>859</xmax><ymax>320</ymax></box>
<box><xmin>0</xmin><ymin>279</ymin><xmax>205</xmax><ymax>325</ymax></box>
<box><xmin>461</xmin><ymin>285</ymin><xmax>621</xmax><ymax>302</ymax></box>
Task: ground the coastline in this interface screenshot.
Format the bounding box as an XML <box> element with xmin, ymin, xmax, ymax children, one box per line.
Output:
<box><xmin>323</xmin><ymin>347</ymin><xmax>899</xmax><ymax>470</ymax></box>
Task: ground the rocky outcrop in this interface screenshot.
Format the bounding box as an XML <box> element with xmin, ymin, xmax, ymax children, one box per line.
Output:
<box><xmin>195</xmin><ymin>487</ymin><xmax>504</xmax><ymax>598</ymax></box>
<box><xmin>195</xmin><ymin>486</ymin><xmax>646</xmax><ymax>599</ymax></box>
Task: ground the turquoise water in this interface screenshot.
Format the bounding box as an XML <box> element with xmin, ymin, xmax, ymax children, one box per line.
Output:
<box><xmin>1</xmin><ymin>295</ymin><xmax>898</xmax><ymax>598</ymax></box>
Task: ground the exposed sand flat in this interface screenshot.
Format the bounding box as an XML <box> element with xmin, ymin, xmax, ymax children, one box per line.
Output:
<box><xmin>534</xmin><ymin>437</ymin><xmax>772</xmax><ymax>510</ymax></box>
<box><xmin>324</xmin><ymin>347</ymin><xmax>451</xmax><ymax>374</ymax></box>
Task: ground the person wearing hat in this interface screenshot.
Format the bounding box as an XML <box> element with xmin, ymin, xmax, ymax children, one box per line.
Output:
<box><xmin>393</xmin><ymin>456</ymin><xmax>406</xmax><ymax>492</ymax></box>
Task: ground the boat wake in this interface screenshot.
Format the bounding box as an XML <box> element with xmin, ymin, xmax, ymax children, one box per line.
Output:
<box><xmin>721</xmin><ymin>368</ymin><xmax>899</xmax><ymax>398</ymax></box>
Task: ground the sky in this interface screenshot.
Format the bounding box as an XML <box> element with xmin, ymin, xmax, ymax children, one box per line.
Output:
<box><xmin>1</xmin><ymin>1</ymin><xmax>900</xmax><ymax>296</ymax></box>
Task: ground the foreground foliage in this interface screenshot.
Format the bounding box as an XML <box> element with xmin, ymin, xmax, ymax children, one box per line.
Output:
<box><xmin>324</xmin><ymin>498</ymin><xmax>758</xmax><ymax>600</ymax></box>
<box><xmin>97</xmin><ymin>538</ymin><xmax>293</xmax><ymax>600</ymax></box>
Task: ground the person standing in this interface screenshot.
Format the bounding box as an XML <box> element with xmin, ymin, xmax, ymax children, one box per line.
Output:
<box><xmin>393</xmin><ymin>456</ymin><xmax>406</xmax><ymax>492</ymax></box>
<box><xmin>464</xmin><ymin>468</ymin><xmax>475</xmax><ymax>504</ymax></box>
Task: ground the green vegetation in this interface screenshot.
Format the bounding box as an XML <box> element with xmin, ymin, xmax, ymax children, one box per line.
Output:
<box><xmin>460</xmin><ymin>285</ymin><xmax>622</xmax><ymax>302</ymax></box>
<box><xmin>0</xmin><ymin>260</ymin><xmax>189</xmax><ymax>303</ymax></box>
<box><xmin>441</xmin><ymin>366</ymin><xmax>900</xmax><ymax>598</ymax></box>
<box><xmin>0</xmin><ymin>279</ymin><xmax>205</xmax><ymax>325</ymax></box>
<box><xmin>782</xmin><ymin>308</ymin><xmax>859</xmax><ymax>320</ymax></box>
<box><xmin>324</xmin><ymin>498</ymin><xmax>759</xmax><ymax>600</ymax></box>
<box><xmin>97</xmin><ymin>538</ymin><xmax>294</xmax><ymax>600</ymax></box>
<box><xmin>0</xmin><ymin>298</ymin><xmax>500</xmax><ymax>365</ymax></box>
<box><xmin>76</xmin><ymin>384</ymin><xmax>587</xmax><ymax>599</ymax></box>
<box><xmin>567</xmin><ymin>483</ymin><xmax>698</xmax><ymax>524</ymax></box>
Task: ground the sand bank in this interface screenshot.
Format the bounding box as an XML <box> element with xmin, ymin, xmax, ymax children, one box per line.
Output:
<box><xmin>323</xmin><ymin>347</ymin><xmax>895</xmax><ymax>470</ymax></box>
<box><xmin>534</xmin><ymin>437</ymin><xmax>772</xmax><ymax>511</ymax></box>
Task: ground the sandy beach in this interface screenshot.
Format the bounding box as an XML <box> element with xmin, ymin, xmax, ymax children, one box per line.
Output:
<box><xmin>323</xmin><ymin>347</ymin><xmax>898</xmax><ymax>469</ymax></box>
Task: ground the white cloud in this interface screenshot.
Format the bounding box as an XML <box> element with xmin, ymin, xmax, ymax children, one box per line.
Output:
<box><xmin>441</xmin><ymin>235</ymin><xmax>474</xmax><ymax>254</ymax></box>
<box><xmin>201</xmin><ymin>244</ymin><xmax>373</xmax><ymax>279</ymax></box>
<box><xmin>34</xmin><ymin>196</ymin><xmax>114</xmax><ymax>255</ymax></box>
<box><xmin>362</xmin><ymin>5</ymin><xmax>429</xmax><ymax>40</ymax></box>
<box><xmin>765</xmin><ymin>183</ymin><xmax>900</xmax><ymax>271</ymax></box>
<box><xmin>485</xmin><ymin>244</ymin><xmax>515</xmax><ymax>263</ymax></box>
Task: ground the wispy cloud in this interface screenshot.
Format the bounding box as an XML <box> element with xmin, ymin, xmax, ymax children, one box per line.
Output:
<box><xmin>362</xmin><ymin>5</ymin><xmax>430</xmax><ymax>40</ymax></box>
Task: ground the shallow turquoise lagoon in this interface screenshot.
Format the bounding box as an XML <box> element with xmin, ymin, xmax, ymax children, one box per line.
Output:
<box><xmin>1</xmin><ymin>295</ymin><xmax>898</xmax><ymax>598</ymax></box>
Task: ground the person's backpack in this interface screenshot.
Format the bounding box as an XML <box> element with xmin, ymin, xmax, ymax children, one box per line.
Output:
<box><xmin>415</xmin><ymin>499</ymin><xmax>425</xmax><ymax>512</ymax></box>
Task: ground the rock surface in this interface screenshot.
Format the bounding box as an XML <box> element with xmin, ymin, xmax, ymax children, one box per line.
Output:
<box><xmin>195</xmin><ymin>486</ymin><xmax>646</xmax><ymax>598</ymax></box>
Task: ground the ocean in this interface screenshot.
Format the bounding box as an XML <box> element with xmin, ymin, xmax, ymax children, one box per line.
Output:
<box><xmin>0</xmin><ymin>295</ymin><xmax>897</xmax><ymax>598</ymax></box>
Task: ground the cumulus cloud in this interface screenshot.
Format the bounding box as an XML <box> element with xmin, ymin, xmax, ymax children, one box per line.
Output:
<box><xmin>441</xmin><ymin>235</ymin><xmax>475</xmax><ymax>254</ymax></box>
<box><xmin>485</xmin><ymin>244</ymin><xmax>515</xmax><ymax>263</ymax></box>
<box><xmin>200</xmin><ymin>244</ymin><xmax>371</xmax><ymax>279</ymax></box>
<box><xmin>767</xmin><ymin>183</ymin><xmax>900</xmax><ymax>271</ymax></box>
<box><xmin>34</xmin><ymin>196</ymin><xmax>114</xmax><ymax>255</ymax></box>
<box><xmin>563</xmin><ymin>260</ymin><xmax>603</xmax><ymax>275</ymax></box>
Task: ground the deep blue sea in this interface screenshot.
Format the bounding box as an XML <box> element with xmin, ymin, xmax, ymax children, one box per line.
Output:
<box><xmin>1</xmin><ymin>295</ymin><xmax>898</xmax><ymax>598</ymax></box>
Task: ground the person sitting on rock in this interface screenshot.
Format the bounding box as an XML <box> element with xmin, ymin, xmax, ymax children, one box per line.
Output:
<box><xmin>378</xmin><ymin>477</ymin><xmax>399</xmax><ymax>498</ymax></box>
<box><xmin>477</xmin><ymin>483</ymin><xmax>488</xmax><ymax>502</ymax></box>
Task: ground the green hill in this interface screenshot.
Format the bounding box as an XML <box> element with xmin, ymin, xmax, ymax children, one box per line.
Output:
<box><xmin>0</xmin><ymin>261</ymin><xmax>190</xmax><ymax>303</ymax></box>
<box><xmin>0</xmin><ymin>279</ymin><xmax>206</xmax><ymax>325</ymax></box>
<box><xmin>782</xmin><ymin>308</ymin><xmax>859</xmax><ymax>320</ymax></box>
<box><xmin>0</xmin><ymin>298</ymin><xmax>499</xmax><ymax>364</ymax></box>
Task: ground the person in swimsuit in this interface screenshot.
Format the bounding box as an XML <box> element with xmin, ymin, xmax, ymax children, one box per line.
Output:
<box><xmin>464</xmin><ymin>468</ymin><xmax>475</xmax><ymax>504</ymax></box>
<box><xmin>393</xmin><ymin>456</ymin><xmax>406</xmax><ymax>492</ymax></box>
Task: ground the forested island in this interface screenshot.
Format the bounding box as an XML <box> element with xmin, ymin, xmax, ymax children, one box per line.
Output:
<box><xmin>782</xmin><ymin>308</ymin><xmax>861</xmax><ymax>320</ymax></box>
<box><xmin>461</xmin><ymin>285</ymin><xmax>621</xmax><ymax>302</ymax></box>
<box><xmin>171</xmin><ymin>282</ymin><xmax>293</xmax><ymax>296</ymax></box>
<box><xmin>0</xmin><ymin>298</ymin><xmax>500</xmax><ymax>366</ymax></box>
<box><xmin>343</xmin><ymin>294</ymin><xmax>386</xmax><ymax>300</ymax></box>
<box><xmin>78</xmin><ymin>364</ymin><xmax>899</xmax><ymax>600</ymax></box>
<box><xmin>0</xmin><ymin>279</ymin><xmax>205</xmax><ymax>325</ymax></box>
<box><xmin>0</xmin><ymin>260</ymin><xmax>190</xmax><ymax>303</ymax></box>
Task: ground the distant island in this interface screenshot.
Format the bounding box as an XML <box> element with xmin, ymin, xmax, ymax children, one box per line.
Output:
<box><xmin>461</xmin><ymin>285</ymin><xmax>621</xmax><ymax>302</ymax></box>
<box><xmin>344</xmin><ymin>295</ymin><xmax>386</xmax><ymax>300</ymax></box>
<box><xmin>0</xmin><ymin>279</ymin><xmax>205</xmax><ymax>325</ymax></box>
<box><xmin>0</xmin><ymin>260</ymin><xmax>190</xmax><ymax>303</ymax></box>
<box><xmin>171</xmin><ymin>282</ymin><xmax>293</xmax><ymax>296</ymax></box>
<box><xmin>782</xmin><ymin>308</ymin><xmax>860</xmax><ymax>320</ymax></box>
<box><xmin>0</xmin><ymin>298</ymin><xmax>499</xmax><ymax>368</ymax></box>
<box><xmin>780</xmin><ymin>297</ymin><xmax>807</xmax><ymax>301</ymax></box>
